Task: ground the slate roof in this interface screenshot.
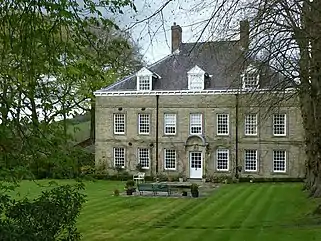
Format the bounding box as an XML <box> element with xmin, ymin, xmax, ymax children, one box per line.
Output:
<box><xmin>99</xmin><ymin>40</ymin><xmax>287</xmax><ymax>92</ymax></box>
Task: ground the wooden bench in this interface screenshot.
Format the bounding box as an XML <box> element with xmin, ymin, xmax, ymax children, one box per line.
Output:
<box><xmin>137</xmin><ymin>183</ymin><xmax>171</xmax><ymax>196</ymax></box>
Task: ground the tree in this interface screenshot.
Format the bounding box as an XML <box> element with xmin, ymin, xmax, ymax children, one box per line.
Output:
<box><xmin>0</xmin><ymin>0</ymin><xmax>138</xmax><ymax>239</ymax></box>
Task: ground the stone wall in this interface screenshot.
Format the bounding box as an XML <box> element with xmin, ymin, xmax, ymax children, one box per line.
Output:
<box><xmin>95</xmin><ymin>93</ymin><xmax>305</xmax><ymax>178</ymax></box>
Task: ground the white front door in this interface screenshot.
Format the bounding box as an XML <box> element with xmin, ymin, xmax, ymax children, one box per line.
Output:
<box><xmin>189</xmin><ymin>152</ymin><xmax>203</xmax><ymax>179</ymax></box>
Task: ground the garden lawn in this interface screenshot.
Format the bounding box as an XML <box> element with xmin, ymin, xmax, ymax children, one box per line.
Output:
<box><xmin>15</xmin><ymin>181</ymin><xmax>321</xmax><ymax>241</ymax></box>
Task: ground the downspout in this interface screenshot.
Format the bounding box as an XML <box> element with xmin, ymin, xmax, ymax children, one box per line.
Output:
<box><xmin>156</xmin><ymin>95</ymin><xmax>159</xmax><ymax>174</ymax></box>
<box><xmin>235</xmin><ymin>93</ymin><xmax>239</xmax><ymax>179</ymax></box>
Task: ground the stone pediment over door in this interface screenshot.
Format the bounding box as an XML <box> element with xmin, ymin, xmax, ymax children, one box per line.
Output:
<box><xmin>184</xmin><ymin>135</ymin><xmax>208</xmax><ymax>151</ymax></box>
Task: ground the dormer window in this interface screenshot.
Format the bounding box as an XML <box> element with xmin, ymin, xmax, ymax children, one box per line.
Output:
<box><xmin>136</xmin><ymin>67</ymin><xmax>160</xmax><ymax>91</ymax></box>
<box><xmin>242</xmin><ymin>65</ymin><xmax>259</xmax><ymax>89</ymax></box>
<box><xmin>188</xmin><ymin>65</ymin><xmax>205</xmax><ymax>90</ymax></box>
<box><xmin>138</xmin><ymin>76</ymin><xmax>151</xmax><ymax>90</ymax></box>
<box><xmin>136</xmin><ymin>67</ymin><xmax>153</xmax><ymax>91</ymax></box>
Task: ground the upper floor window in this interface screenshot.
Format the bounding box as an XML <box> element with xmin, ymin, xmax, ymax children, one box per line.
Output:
<box><xmin>273</xmin><ymin>150</ymin><xmax>286</xmax><ymax>172</ymax></box>
<box><xmin>242</xmin><ymin>65</ymin><xmax>259</xmax><ymax>89</ymax></box>
<box><xmin>138</xmin><ymin>114</ymin><xmax>150</xmax><ymax>134</ymax></box>
<box><xmin>138</xmin><ymin>148</ymin><xmax>150</xmax><ymax>169</ymax></box>
<box><xmin>113</xmin><ymin>147</ymin><xmax>125</xmax><ymax>168</ymax></box>
<box><xmin>273</xmin><ymin>114</ymin><xmax>286</xmax><ymax>136</ymax></box>
<box><xmin>216</xmin><ymin>149</ymin><xmax>229</xmax><ymax>171</ymax></box>
<box><xmin>244</xmin><ymin>149</ymin><xmax>257</xmax><ymax>172</ymax></box>
<box><xmin>217</xmin><ymin>114</ymin><xmax>229</xmax><ymax>135</ymax></box>
<box><xmin>136</xmin><ymin>67</ymin><xmax>154</xmax><ymax>91</ymax></box>
<box><xmin>114</xmin><ymin>113</ymin><xmax>125</xmax><ymax>134</ymax></box>
<box><xmin>164</xmin><ymin>149</ymin><xmax>176</xmax><ymax>170</ymax></box>
<box><xmin>164</xmin><ymin>113</ymin><xmax>176</xmax><ymax>135</ymax></box>
<box><xmin>187</xmin><ymin>65</ymin><xmax>205</xmax><ymax>90</ymax></box>
<box><xmin>190</xmin><ymin>113</ymin><xmax>202</xmax><ymax>134</ymax></box>
<box><xmin>138</xmin><ymin>76</ymin><xmax>151</xmax><ymax>90</ymax></box>
<box><xmin>245</xmin><ymin>114</ymin><xmax>257</xmax><ymax>135</ymax></box>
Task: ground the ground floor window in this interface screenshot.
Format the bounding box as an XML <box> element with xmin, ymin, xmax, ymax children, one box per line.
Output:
<box><xmin>113</xmin><ymin>147</ymin><xmax>125</xmax><ymax>168</ymax></box>
<box><xmin>164</xmin><ymin>149</ymin><xmax>176</xmax><ymax>170</ymax></box>
<box><xmin>273</xmin><ymin>150</ymin><xmax>286</xmax><ymax>172</ymax></box>
<box><xmin>244</xmin><ymin>149</ymin><xmax>257</xmax><ymax>172</ymax></box>
<box><xmin>216</xmin><ymin>149</ymin><xmax>229</xmax><ymax>171</ymax></box>
<box><xmin>138</xmin><ymin>148</ymin><xmax>150</xmax><ymax>169</ymax></box>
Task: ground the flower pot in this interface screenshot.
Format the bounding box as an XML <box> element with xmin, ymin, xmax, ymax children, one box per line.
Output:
<box><xmin>179</xmin><ymin>177</ymin><xmax>184</xmax><ymax>182</ymax></box>
<box><xmin>202</xmin><ymin>178</ymin><xmax>206</xmax><ymax>183</ymax></box>
<box><xmin>126</xmin><ymin>188</ymin><xmax>135</xmax><ymax>195</ymax></box>
<box><xmin>191</xmin><ymin>190</ymin><xmax>199</xmax><ymax>198</ymax></box>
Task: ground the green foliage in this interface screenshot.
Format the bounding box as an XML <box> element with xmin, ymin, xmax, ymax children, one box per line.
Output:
<box><xmin>0</xmin><ymin>183</ymin><xmax>86</xmax><ymax>241</ymax></box>
<box><xmin>125</xmin><ymin>180</ymin><xmax>135</xmax><ymax>188</ymax></box>
<box><xmin>114</xmin><ymin>189</ymin><xmax>120</xmax><ymax>196</ymax></box>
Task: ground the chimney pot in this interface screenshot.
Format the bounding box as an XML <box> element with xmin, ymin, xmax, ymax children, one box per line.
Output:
<box><xmin>240</xmin><ymin>20</ymin><xmax>250</xmax><ymax>50</ymax></box>
<box><xmin>171</xmin><ymin>23</ymin><xmax>182</xmax><ymax>53</ymax></box>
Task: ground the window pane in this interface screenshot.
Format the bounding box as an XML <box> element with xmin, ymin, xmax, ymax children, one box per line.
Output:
<box><xmin>217</xmin><ymin>114</ymin><xmax>229</xmax><ymax>135</ymax></box>
<box><xmin>138</xmin><ymin>76</ymin><xmax>150</xmax><ymax>90</ymax></box>
<box><xmin>189</xmin><ymin>74</ymin><xmax>203</xmax><ymax>90</ymax></box>
<box><xmin>139</xmin><ymin>114</ymin><xmax>150</xmax><ymax>134</ymax></box>
<box><xmin>243</xmin><ymin>73</ymin><xmax>258</xmax><ymax>89</ymax></box>
<box><xmin>138</xmin><ymin>148</ymin><xmax>150</xmax><ymax>168</ymax></box>
<box><xmin>217</xmin><ymin>149</ymin><xmax>229</xmax><ymax>171</ymax></box>
<box><xmin>245</xmin><ymin>114</ymin><xmax>257</xmax><ymax>135</ymax></box>
<box><xmin>273</xmin><ymin>150</ymin><xmax>286</xmax><ymax>172</ymax></box>
<box><xmin>273</xmin><ymin>114</ymin><xmax>286</xmax><ymax>135</ymax></box>
<box><xmin>190</xmin><ymin>113</ymin><xmax>202</xmax><ymax>134</ymax></box>
<box><xmin>244</xmin><ymin>150</ymin><xmax>257</xmax><ymax>171</ymax></box>
<box><xmin>114</xmin><ymin>113</ymin><xmax>125</xmax><ymax>134</ymax></box>
<box><xmin>164</xmin><ymin>149</ymin><xmax>176</xmax><ymax>169</ymax></box>
<box><xmin>114</xmin><ymin>147</ymin><xmax>125</xmax><ymax>168</ymax></box>
<box><xmin>164</xmin><ymin>114</ymin><xmax>176</xmax><ymax>135</ymax></box>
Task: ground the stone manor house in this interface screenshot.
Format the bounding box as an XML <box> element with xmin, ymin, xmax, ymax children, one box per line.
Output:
<box><xmin>94</xmin><ymin>21</ymin><xmax>305</xmax><ymax>179</ymax></box>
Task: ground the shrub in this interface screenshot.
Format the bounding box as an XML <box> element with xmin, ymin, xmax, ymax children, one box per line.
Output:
<box><xmin>126</xmin><ymin>180</ymin><xmax>135</xmax><ymax>188</ymax></box>
<box><xmin>0</xmin><ymin>183</ymin><xmax>86</xmax><ymax>241</ymax></box>
<box><xmin>114</xmin><ymin>189</ymin><xmax>120</xmax><ymax>196</ymax></box>
<box><xmin>190</xmin><ymin>183</ymin><xmax>199</xmax><ymax>198</ymax></box>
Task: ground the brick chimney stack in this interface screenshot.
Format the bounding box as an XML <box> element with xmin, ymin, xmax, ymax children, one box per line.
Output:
<box><xmin>171</xmin><ymin>22</ymin><xmax>182</xmax><ymax>53</ymax></box>
<box><xmin>240</xmin><ymin>20</ymin><xmax>250</xmax><ymax>50</ymax></box>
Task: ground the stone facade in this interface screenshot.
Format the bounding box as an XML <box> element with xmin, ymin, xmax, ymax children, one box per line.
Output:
<box><xmin>95</xmin><ymin>92</ymin><xmax>305</xmax><ymax>179</ymax></box>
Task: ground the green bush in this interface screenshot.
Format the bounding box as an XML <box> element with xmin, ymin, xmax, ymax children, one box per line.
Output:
<box><xmin>0</xmin><ymin>183</ymin><xmax>86</xmax><ymax>241</ymax></box>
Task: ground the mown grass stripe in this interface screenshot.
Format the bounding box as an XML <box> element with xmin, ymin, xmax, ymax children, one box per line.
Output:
<box><xmin>181</xmin><ymin>184</ymin><xmax>256</xmax><ymax>227</ymax></box>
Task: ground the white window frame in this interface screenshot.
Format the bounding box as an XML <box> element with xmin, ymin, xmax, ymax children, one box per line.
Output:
<box><xmin>138</xmin><ymin>113</ymin><xmax>150</xmax><ymax>135</ymax></box>
<box><xmin>164</xmin><ymin>113</ymin><xmax>176</xmax><ymax>135</ymax></box>
<box><xmin>190</xmin><ymin>113</ymin><xmax>202</xmax><ymax>135</ymax></box>
<box><xmin>113</xmin><ymin>113</ymin><xmax>125</xmax><ymax>134</ymax></box>
<box><xmin>113</xmin><ymin>147</ymin><xmax>125</xmax><ymax>168</ymax></box>
<box><xmin>136</xmin><ymin>67</ymin><xmax>153</xmax><ymax>91</ymax></box>
<box><xmin>245</xmin><ymin>114</ymin><xmax>257</xmax><ymax>136</ymax></box>
<box><xmin>244</xmin><ymin>149</ymin><xmax>258</xmax><ymax>172</ymax></box>
<box><xmin>164</xmin><ymin>149</ymin><xmax>176</xmax><ymax>170</ymax></box>
<box><xmin>138</xmin><ymin>75</ymin><xmax>152</xmax><ymax>91</ymax></box>
<box><xmin>216</xmin><ymin>149</ymin><xmax>229</xmax><ymax>171</ymax></box>
<box><xmin>188</xmin><ymin>74</ymin><xmax>204</xmax><ymax>90</ymax></box>
<box><xmin>187</xmin><ymin>65</ymin><xmax>205</xmax><ymax>90</ymax></box>
<box><xmin>138</xmin><ymin>148</ymin><xmax>150</xmax><ymax>169</ymax></box>
<box><xmin>273</xmin><ymin>114</ymin><xmax>286</xmax><ymax>136</ymax></box>
<box><xmin>217</xmin><ymin>114</ymin><xmax>229</xmax><ymax>136</ymax></box>
<box><xmin>242</xmin><ymin>65</ymin><xmax>259</xmax><ymax>89</ymax></box>
<box><xmin>273</xmin><ymin>150</ymin><xmax>286</xmax><ymax>173</ymax></box>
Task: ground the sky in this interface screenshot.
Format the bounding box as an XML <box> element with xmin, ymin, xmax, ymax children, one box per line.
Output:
<box><xmin>112</xmin><ymin>0</ymin><xmax>224</xmax><ymax>63</ymax></box>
